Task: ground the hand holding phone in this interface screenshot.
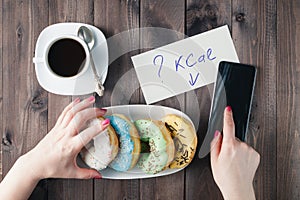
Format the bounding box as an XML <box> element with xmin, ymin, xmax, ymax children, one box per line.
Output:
<box><xmin>210</xmin><ymin>107</ymin><xmax>260</xmax><ymax>200</ymax></box>
<box><xmin>199</xmin><ymin>61</ymin><xmax>257</xmax><ymax>158</ymax></box>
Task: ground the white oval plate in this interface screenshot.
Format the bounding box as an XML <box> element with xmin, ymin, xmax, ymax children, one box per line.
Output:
<box><xmin>98</xmin><ymin>104</ymin><xmax>196</xmax><ymax>179</ymax></box>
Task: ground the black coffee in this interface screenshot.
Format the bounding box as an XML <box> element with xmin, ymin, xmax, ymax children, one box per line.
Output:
<box><xmin>48</xmin><ymin>39</ymin><xmax>86</xmax><ymax>77</ymax></box>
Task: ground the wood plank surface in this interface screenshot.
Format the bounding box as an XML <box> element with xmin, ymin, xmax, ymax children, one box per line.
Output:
<box><xmin>28</xmin><ymin>1</ymin><xmax>50</xmax><ymax>199</ymax></box>
<box><xmin>185</xmin><ymin>0</ymin><xmax>231</xmax><ymax>199</ymax></box>
<box><xmin>93</xmin><ymin>0</ymin><xmax>141</xmax><ymax>199</ymax></box>
<box><xmin>232</xmin><ymin>1</ymin><xmax>277</xmax><ymax>199</ymax></box>
<box><xmin>47</xmin><ymin>1</ymin><xmax>94</xmax><ymax>200</ymax></box>
<box><xmin>1</xmin><ymin>0</ymin><xmax>49</xmax><ymax>199</ymax></box>
<box><xmin>277</xmin><ymin>0</ymin><xmax>300</xmax><ymax>199</ymax></box>
<box><xmin>140</xmin><ymin>1</ymin><xmax>185</xmax><ymax>199</ymax></box>
<box><xmin>1</xmin><ymin>0</ymin><xmax>47</xmax><ymax>178</ymax></box>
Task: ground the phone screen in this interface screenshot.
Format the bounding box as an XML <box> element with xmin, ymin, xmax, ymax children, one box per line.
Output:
<box><xmin>210</xmin><ymin>61</ymin><xmax>257</xmax><ymax>141</ymax></box>
<box><xmin>199</xmin><ymin>61</ymin><xmax>257</xmax><ymax>158</ymax></box>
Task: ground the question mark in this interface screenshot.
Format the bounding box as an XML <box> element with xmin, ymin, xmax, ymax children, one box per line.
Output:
<box><xmin>153</xmin><ymin>54</ymin><xmax>164</xmax><ymax>77</ymax></box>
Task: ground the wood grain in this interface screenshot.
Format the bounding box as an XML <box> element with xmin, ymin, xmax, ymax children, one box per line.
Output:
<box><xmin>185</xmin><ymin>0</ymin><xmax>231</xmax><ymax>199</ymax></box>
<box><xmin>93</xmin><ymin>0</ymin><xmax>141</xmax><ymax>199</ymax></box>
<box><xmin>277</xmin><ymin>0</ymin><xmax>300</xmax><ymax>199</ymax></box>
<box><xmin>47</xmin><ymin>1</ymin><xmax>94</xmax><ymax>200</ymax></box>
<box><xmin>28</xmin><ymin>1</ymin><xmax>50</xmax><ymax>199</ymax></box>
<box><xmin>1</xmin><ymin>0</ymin><xmax>48</xmax><ymax>199</ymax></box>
<box><xmin>140</xmin><ymin>1</ymin><xmax>185</xmax><ymax>199</ymax></box>
<box><xmin>232</xmin><ymin>0</ymin><xmax>277</xmax><ymax>199</ymax></box>
<box><xmin>1</xmin><ymin>0</ymin><xmax>47</xmax><ymax>177</ymax></box>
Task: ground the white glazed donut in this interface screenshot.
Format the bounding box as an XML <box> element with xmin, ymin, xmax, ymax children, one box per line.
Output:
<box><xmin>80</xmin><ymin>117</ymin><xmax>119</xmax><ymax>170</ymax></box>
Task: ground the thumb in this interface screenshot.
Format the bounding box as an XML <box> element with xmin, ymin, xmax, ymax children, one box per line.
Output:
<box><xmin>74</xmin><ymin>167</ymin><xmax>102</xmax><ymax>179</ymax></box>
<box><xmin>210</xmin><ymin>130</ymin><xmax>222</xmax><ymax>163</ymax></box>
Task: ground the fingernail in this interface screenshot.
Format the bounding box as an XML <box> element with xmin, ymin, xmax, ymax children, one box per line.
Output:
<box><xmin>100</xmin><ymin>108</ymin><xmax>107</xmax><ymax>112</ymax></box>
<box><xmin>101</xmin><ymin>118</ymin><xmax>110</xmax><ymax>126</ymax></box>
<box><xmin>214</xmin><ymin>130</ymin><xmax>220</xmax><ymax>138</ymax></box>
<box><xmin>94</xmin><ymin>175</ymin><xmax>102</xmax><ymax>179</ymax></box>
<box><xmin>96</xmin><ymin>108</ymin><xmax>107</xmax><ymax>115</ymax></box>
<box><xmin>88</xmin><ymin>96</ymin><xmax>95</xmax><ymax>102</ymax></box>
<box><xmin>74</xmin><ymin>98</ymin><xmax>80</xmax><ymax>103</ymax></box>
<box><xmin>226</xmin><ymin>106</ymin><xmax>232</xmax><ymax>112</ymax></box>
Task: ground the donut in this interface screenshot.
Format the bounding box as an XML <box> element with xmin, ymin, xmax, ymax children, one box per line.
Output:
<box><xmin>106</xmin><ymin>114</ymin><xmax>141</xmax><ymax>172</ymax></box>
<box><xmin>80</xmin><ymin>117</ymin><xmax>119</xmax><ymax>170</ymax></box>
<box><xmin>162</xmin><ymin>114</ymin><xmax>197</xmax><ymax>168</ymax></box>
<box><xmin>134</xmin><ymin>119</ymin><xmax>175</xmax><ymax>174</ymax></box>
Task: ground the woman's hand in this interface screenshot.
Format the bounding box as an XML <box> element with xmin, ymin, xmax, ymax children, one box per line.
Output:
<box><xmin>22</xmin><ymin>96</ymin><xmax>109</xmax><ymax>180</ymax></box>
<box><xmin>210</xmin><ymin>106</ymin><xmax>260</xmax><ymax>200</ymax></box>
<box><xmin>0</xmin><ymin>96</ymin><xmax>109</xmax><ymax>200</ymax></box>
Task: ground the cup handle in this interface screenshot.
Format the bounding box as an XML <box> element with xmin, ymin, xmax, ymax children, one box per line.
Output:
<box><xmin>33</xmin><ymin>57</ymin><xmax>44</xmax><ymax>63</ymax></box>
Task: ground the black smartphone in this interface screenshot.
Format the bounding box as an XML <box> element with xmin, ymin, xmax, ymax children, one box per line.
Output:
<box><xmin>199</xmin><ymin>61</ymin><xmax>257</xmax><ymax>158</ymax></box>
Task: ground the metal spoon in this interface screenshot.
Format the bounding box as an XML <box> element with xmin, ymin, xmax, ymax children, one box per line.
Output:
<box><xmin>78</xmin><ymin>26</ymin><xmax>104</xmax><ymax>96</ymax></box>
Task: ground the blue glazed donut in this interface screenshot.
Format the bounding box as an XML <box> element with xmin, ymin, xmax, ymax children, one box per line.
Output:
<box><xmin>106</xmin><ymin>114</ymin><xmax>141</xmax><ymax>172</ymax></box>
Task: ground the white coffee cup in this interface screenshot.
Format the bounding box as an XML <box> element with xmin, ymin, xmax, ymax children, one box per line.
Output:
<box><xmin>33</xmin><ymin>35</ymin><xmax>90</xmax><ymax>79</ymax></box>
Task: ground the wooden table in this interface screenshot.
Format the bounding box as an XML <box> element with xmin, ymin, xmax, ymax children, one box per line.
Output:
<box><xmin>1</xmin><ymin>0</ymin><xmax>299</xmax><ymax>199</ymax></box>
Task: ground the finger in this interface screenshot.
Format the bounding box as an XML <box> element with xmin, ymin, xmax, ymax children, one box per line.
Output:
<box><xmin>74</xmin><ymin>167</ymin><xmax>102</xmax><ymax>179</ymax></box>
<box><xmin>75</xmin><ymin>118</ymin><xmax>110</xmax><ymax>148</ymax></box>
<box><xmin>56</xmin><ymin>98</ymin><xmax>81</xmax><ymax>125</ymax></box>
<box><xmin>223</xmin><ymin>106</ymin><xmax>235</xmax><ymax>142</ymax></box>
<box><xmin>67</xmin><ymin>108</ymin><xmax>107</xmax><ymax>135</ymax></box>
<box><xmin>61</xmin><ymin>96</ymin><xmax>96</xmax><ymax>127</ymax></box>
<box><xmin>210</xmin><ymin>130</ymin><xmax>222</xmax><ymax>164</ymax></box>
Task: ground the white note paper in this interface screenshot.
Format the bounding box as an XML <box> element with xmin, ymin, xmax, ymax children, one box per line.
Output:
<box><xmin>131</xmin><ymin>25</ymin><xmax>239</xmax><ymax>104</ymax></box>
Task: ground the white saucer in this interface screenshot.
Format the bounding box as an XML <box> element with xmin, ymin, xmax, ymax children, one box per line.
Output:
<box><xmin>33</xmin><ymin>23</ymin><xmax>108</xmax><ymax>95</ymax></box>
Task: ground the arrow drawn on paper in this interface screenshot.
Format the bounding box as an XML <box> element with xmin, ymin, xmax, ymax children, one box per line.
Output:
<box><xmin>189</xmin><ymin>72</ymin><xmax>199</xmax><ymax>86</ymax></box>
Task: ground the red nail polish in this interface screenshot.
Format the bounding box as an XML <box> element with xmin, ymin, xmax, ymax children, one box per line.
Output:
<box><xmin>226</xmin><ymin>106</ymin><xmax>232</xmax><ymax>112</ymax></box>
<box><xmin>101</xmin><ymin>119</ymin><xmax>110</xmax><ymax>126</ymax></box>
<box><xmin>214</xmin><ymin>131</ymin><xmax>219</xmax><ymax>138</ymax></box>
<box><xmin>94</xmin><ymin>175</ymin><xmax>102</xmax><ymax>179</ymax></box>
<box><xmin>88</xmin><ymin>96</ymin><xmax>95</xmax><ymax>102</ymax></box>
<box><xmin>100</xmin><ymin>108</ymin><xmax>107</xmax><ymax>112</ymax></box>
<box><xmin>96</xmin><ymin>108</ymin><xmax>107</xmax><ymax>115</ymax></box>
